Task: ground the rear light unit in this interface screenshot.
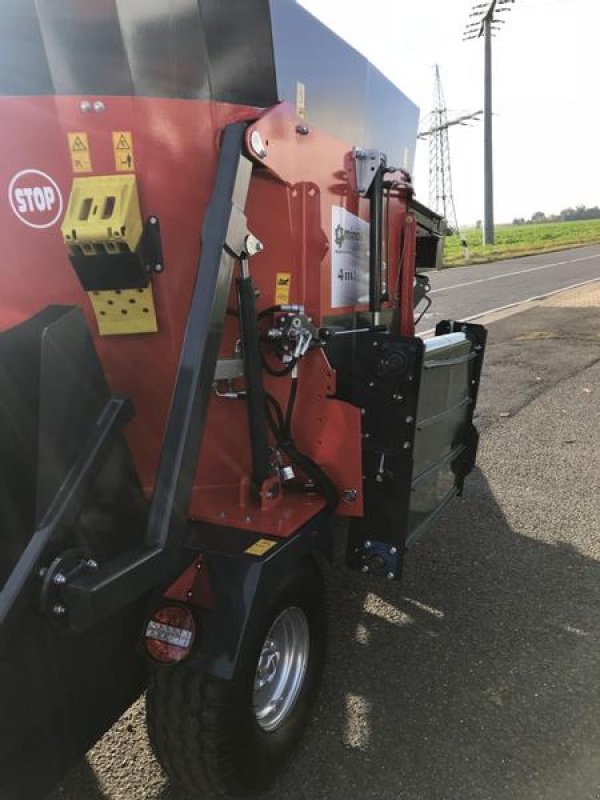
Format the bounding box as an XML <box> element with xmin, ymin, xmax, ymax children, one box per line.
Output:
<box><xmin>144</xmin><ymin>605</ymin><xmax>196</xmax><ymax>664</ymax></box>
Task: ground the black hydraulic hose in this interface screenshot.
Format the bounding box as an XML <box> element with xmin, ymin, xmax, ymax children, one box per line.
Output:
<box><xmin>381</xmin><ymin>185</ymin><xmax>390</xmax><ymax>302</ymax></box>
<box><xmin>369</xmin><ymin>164</ymin><xmax>385</xmax><ymax>312</ymax></box>
<box><xmin>237</xmin><ymin>274</ymin><xmax>271</xmax><ymax>496</ymax></box>
<box><xmin>261</xmin><ymin>353</ymin><xmax>298</xmax><ymax>378</ymax></box>
<box><xmin>264</xmin><ymin>391</ymin><xmax>338</xmax><ymax>512</ymax></box>
<box><xmin>284</xmin><ymin>376</ymin><xmax>298</xmax><ymax>436</ymax></box>
<box><xmin>232</xmin><ymin>295</ymin><xmax>337</xmax><ymax>509</ymax></box>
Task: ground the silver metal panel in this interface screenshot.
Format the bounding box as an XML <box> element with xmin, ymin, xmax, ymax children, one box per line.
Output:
<box><xmin>269</xmin><ymin>0</ymin><xmax>420</xmax><ymax>169</ymax></box>
<box><xmin>364</xmin><ymin>63</ymin><xmax>420</xmax><ymax>172</ymax></box>
<box><xmin>411</xmin><ymin>335</ymin><xmax>472</xmax><ymax>490</ymax></box>
<box><xmin>200</xmin><ymin>0</ymin><xmax>277</xmax><ymax>106</ymax></box>
<box><xmin>35</xmin><ymin>0</ymin><xmax>134</xmax><ymax>96</ymax></box>
<box><xmin>422</xmin><ymin>332</ymin><xmax>468</xmax><ymax>354</ymax></box>
<box><xmin>0</xmin><ymin>0</ymin><xmax>53</xmax><ymax>95</ymax></box>
<box><xmin>116</xmin><ymin>0</ymin><xmax>212</xmax><ymax>99</ymax></box>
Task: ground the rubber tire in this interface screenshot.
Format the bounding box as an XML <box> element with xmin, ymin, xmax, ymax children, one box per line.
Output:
<box><xmin>146</xmin><ymin>558</ymin><xmax>326</xmax><ymax>798</ymax></box>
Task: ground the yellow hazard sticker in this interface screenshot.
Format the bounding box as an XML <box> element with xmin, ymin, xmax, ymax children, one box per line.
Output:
<box><xmin>245</xmin><ymin>538</ymin><xmax>278</xmax><ymax>557</ymax></box>
<box><xmin>275</xmin><ymin>272</ymin><xmax>291</xmax><ymax>304</ymax></box>
<box><xmin>112</xmin><ymin>131</ymin><xmax>135</xmax><ymax>172</ymax></box>
<box><xmin>68</xmin><ymin>132</ymin><xmax>92</xmax><ymax>173</ymax></box>
<box><xmin>296</xmin><ymin>81</ymin><xmax>306</xmax><ymax>120</ymax></box>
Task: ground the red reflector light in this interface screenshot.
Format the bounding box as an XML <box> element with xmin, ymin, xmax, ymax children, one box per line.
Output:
<box><xmin>144</xmin><ymin>605</ymin><xmax>196</xmax><ymax>664</ymax></box>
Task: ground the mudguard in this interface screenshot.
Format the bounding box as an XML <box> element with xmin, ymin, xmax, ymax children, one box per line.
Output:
<box><xmin>0</xmin><ymin>307</ymin><xmax>148</xmax><ymax>799</ymax></box>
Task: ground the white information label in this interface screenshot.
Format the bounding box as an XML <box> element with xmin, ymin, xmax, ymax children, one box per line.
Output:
<box><xmin>331</xmin><ymin>206</ymin><xmax>369</xmax><ymax>308</ymax></box>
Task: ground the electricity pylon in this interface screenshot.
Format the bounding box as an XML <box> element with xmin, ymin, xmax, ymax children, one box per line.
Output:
<box><xmin>418</xmin><ymin>65</ymin><xmax>481</xmax><ymax>237</ymax></box>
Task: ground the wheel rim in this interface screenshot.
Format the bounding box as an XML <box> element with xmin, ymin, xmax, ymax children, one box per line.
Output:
<box><xmin>253</xmin><ymin>606</ymin><xmax>310</xmax><ymax>732</ymax></box>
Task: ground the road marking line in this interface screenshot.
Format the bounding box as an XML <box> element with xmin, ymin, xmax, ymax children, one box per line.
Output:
<box><xmin>429</xmin><ymin>254</ymin><xmax>600</xmax><ymax>294</ymax></box>
<box><xmin>419</xmin><ymin>277</ymin><xmax>600</xmax><ymax>337</ymax></box>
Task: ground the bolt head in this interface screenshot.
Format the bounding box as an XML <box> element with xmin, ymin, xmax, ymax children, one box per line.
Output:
<box><xmin>52</xmin><ymin>572</ymin><xmax>67</xmax><ymax>586</ymax></box>
<box><xmin>53</xmin><ymin>603</ymin><xmax>66</xmax><ymax>616</ymax></box>
<box><xmin>386</xmin><ymin>572</ymin><xmax>395</xmax><ymax>580</ymax></box>
<box><xmin>403</xmin><ymin>441</ymin><xmax>412</xmax><ymax>450</ymax></box>
<box><xmin>93</xmin><ymin>100</ymin><xmax>105</xmax><ymax>113</ymax></box>
<box><xmin>79</xmin><ymin>100</ymin><xmax>92</xmax><ymax>113</ymax></box>
<box><xmin>85</xmin><ymin>559</ymin><xmax>99</xmax><ymax>570</ymax></box>
<box><xmin>405</xmin><ymin>416</ymin><xmax>414</xmax><ymax>424</ymax></box>
<box><xmin>362</xmin><ymin>565</ymin><xmax>370</xmax><ymax>573</ymax></box>
<box><xmin>155</xmin><ymin>263</ymin><xmax>164</xmax><ymax>272</ymax></box>
<box><xmin>364</xmin><ymin>540</ymin><xmax>372</xmax><ymax>548</ymax></box>
<box><xmin>244</xmin><ymin>234</ymin><xmax>264</xmax><ymax>256</ymax></box>
<box><xmin>250</xmin><ymin>130</ymin><xmax>267</xmax><ymax>159</ymax></box>
<box><xmin>389</xmin><ymin>546</ymin><xmax>397</xmax><ymax>556</ymax></box>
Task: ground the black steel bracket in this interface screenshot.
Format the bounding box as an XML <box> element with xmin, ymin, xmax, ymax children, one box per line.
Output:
<box><xmin>68</xmin><ymin>215</ymin><xmax>165</xmax><ymax>292</ymax></box>
<box><xmin>325</xmin><ymin>330</ymin><xmax>424</xmax><ymax>579</ymax></box>
<box><xmin>141</xmin><ymin>215</ymin><xmax>166</xmax><ymax>275</ymax></box>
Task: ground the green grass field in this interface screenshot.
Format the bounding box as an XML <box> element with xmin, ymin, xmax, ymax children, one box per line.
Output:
<box><xmin>443</xmin><ymin>218</ymin><xmax>600</xmax><ymax>267</ymax></box>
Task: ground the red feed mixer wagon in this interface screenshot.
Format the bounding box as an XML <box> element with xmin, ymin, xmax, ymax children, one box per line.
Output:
<box><xmin>0</xmin><ymin>1</ymin><xmax>486</xmax><ymax>797</ymax></box>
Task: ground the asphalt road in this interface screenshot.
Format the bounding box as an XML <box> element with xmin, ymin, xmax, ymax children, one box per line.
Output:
<box><xmin>418</xmin><ymin>244</ymin><xmax>600</xmax><ymax>332</ymax></box>
<box><xmin>48</xmin><ymin>263</ymin><xmax>600</xmax><ymax>800</ymax></box>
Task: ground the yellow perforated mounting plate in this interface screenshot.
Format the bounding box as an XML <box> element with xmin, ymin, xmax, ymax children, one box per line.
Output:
<box><xmin>88</xmin><ymin>287</ymin><xmax>158</xmax><ymax>336</ymax></box>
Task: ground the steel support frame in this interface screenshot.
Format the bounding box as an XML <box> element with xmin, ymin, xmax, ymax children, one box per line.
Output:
<box><xmin>182</xmin><ymin>512</ymin><xmax>332</xmax><ymax>680</ymax></box>
<box><xmin>60</xmin><ymin>122</ymin><xmax>255</xmax><ymax>631</ymax></box>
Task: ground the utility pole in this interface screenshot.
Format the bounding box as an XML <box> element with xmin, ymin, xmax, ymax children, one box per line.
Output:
<box><xmin>464</xmin><ymin>0</ymin><xmax>515</xmax><ymax>245</ymax></box>
<box><xmin>418</xmin><ymin>65</ymin><xmax>481</xmax><ymax>237</ymax></box>
<box><xmin>483</xmin><ymin>14</ymin><xmax>493</xmax><ymax>244</ymax></box>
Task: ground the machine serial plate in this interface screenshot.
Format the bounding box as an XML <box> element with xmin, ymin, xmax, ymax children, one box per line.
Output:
<box><xmin>331</xmin><ymin>207</ymin><xmax>369</xmax><ymax>308</ymax></box>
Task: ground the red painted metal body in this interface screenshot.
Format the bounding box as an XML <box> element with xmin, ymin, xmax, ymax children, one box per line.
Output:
<box><xmin>0</xmin><ymin>96</ymin><xmax>415</xmax><ymax>536</ymax></box>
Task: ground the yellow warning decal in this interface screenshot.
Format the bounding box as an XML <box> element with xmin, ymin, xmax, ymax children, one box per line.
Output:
<box><xmin>296</xmin><ymin>81</ymin><xmax>306</xmax><ymax>120</ymax></box>
<box><xmin>275</xmin><ymin>272</ymin><xmax>291</xmax><ymax>304</ymax></box>
<box><xmin>67</xmin><ymin>132</ymin><xmax>92</xmax><ymax>173</ymax></box>
<box><xmin>112</xmin><ymin>131</ymin><xmax>135</xmax><ymax>172</ymax></box>
<box><xmin>245</xmin><ymin>538</ymin><xmax>278</xmax><ymax>557</ymax></box>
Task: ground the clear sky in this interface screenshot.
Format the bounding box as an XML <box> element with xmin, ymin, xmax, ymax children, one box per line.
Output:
<box><xmin>299</xmin><ymin>0</ymin><xmax>599</xmax><ymax>227</ymax></box>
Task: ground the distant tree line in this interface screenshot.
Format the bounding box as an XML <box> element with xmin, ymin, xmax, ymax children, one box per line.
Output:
<box><xmin>512</xmin><ymin>205</ymin><xmax>600</xmax><ymax>225</ymax></box>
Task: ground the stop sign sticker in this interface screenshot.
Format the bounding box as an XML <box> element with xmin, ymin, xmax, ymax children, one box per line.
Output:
<box><xmin>8</xmin><ymin>169</ymin><xmax>63</xmax><ymax>229</ymax></box>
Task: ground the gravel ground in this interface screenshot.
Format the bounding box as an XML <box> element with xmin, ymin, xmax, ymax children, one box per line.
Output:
<box><xmin>49</xmin><ymin>297</ymin><xmax>600</xmax><ymax>800</ymax></box>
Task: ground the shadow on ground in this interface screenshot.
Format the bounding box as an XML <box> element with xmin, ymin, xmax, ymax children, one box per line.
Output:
<box><xmin>272</xmin><ymin>467</ymin><xmax>600</xmax><ymax>800</ymax></box>
<box><xmin>50</xmin><ymin>466</ymin><xmax>600</xmax><ymax>800</ymax></box>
